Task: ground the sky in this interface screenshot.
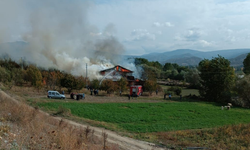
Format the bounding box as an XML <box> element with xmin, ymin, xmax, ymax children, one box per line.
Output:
<box><xmin>88</xmin><ymin>0</ymin><xmax>250</xmax><ymax>55</ymax></box>
<box><xmin>1</xmin><ymin>0</ymin><xmax>250</xmax><ymax>58</ymax></box>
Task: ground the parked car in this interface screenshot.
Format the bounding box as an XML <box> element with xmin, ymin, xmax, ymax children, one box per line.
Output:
<box><xmin>47</xmin><ymin>91</ymin><xmax>65</xmax><ymax>99</ymax></box>
<box><xmin>70</xmin><ymin>93</ymin><xmax>85</xmax><ymax>100</ymax></box>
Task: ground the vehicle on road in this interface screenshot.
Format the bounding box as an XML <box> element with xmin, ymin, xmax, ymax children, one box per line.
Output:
<box><xmin>130</xmin><ymin>85</ymin><xmax>143</xmax><ymax>97</ymax></box>
<box><xmin>70</xmin><ymin>93</ymin><xmax>85</xmax><ymax>100</ymax></box>
<box><xmin>47</xmin><ymin>91</ymin><xmax>65</xmax><ymax>99</ymax></box>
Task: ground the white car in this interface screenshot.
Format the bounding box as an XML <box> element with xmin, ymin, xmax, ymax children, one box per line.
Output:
<box><xmin>47</xmin><ymin>91</ymin><xmax>65</xmax><ymax>99</ymax></box>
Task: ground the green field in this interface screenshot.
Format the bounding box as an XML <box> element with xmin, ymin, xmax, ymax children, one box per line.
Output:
<box><xmin>38</xmin><ymin>101</ymin><xmax>250</xmax><ymax>133</ymax></box>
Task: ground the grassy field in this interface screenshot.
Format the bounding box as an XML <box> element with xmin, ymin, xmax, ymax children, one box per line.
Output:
<box><xmin>4</xmin><ymin>85</ymin><xmax>250</xmax><ymax>149</ymax></box>
<box><xmin>37</xmin><ymin>101</ymin><xmax>250</xmax><ymax>133</ymax></box>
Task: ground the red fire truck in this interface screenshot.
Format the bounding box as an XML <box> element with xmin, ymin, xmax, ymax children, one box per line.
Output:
<box><xmin>130</xmin><ymin>85</ymin><xmax>143</xmax><ymax>97</ymax></box>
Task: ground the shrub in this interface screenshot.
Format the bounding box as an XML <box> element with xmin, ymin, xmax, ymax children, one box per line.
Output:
<box><xmin>235</xmin><ymin>75</ymin><xmax>250</xmax><ymax>107</ymax></box>
<box><xmin>53</xmin><ymin>105</ymin><xmax>71</xmax><ymax>116</ymax></box>
<box><xmin>168</xmin><ymin>86</ymin><xmax>182</xmax><ymax>96</ymax></box>
<box><xmin>0</xmin><ymin>67</ymin><xmax>11</xmax><ymax>83</ymax></box>
<box><xmin>143</xmin><ymin>80</ymin><xmax>157</xmax><ymax>96</ymax></box>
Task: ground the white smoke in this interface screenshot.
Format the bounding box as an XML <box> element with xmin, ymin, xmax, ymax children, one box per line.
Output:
<box><xmin>0</xmin><ymin>0</ymin><xmax>136</xmax><ymax>80</ymax></box>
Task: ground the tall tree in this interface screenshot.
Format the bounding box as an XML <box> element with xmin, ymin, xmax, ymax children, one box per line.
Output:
<box><xmin>143</xmin><ymin>80</ymin><xmax>157</xmax><ymax>96</ymax></box>
<box><xmin>235</xmin><ymin>75</ymin><xmax>250</xmax><ymax>107</ymax></box>
<box><xmin>134</xmin><ymin>58</ymin><xmax>149</xmax><ymax>66</ymax></box>
<box><xmin>26</xmin><ymin>65</ymin><xmax>43</xmax><ymax>88</ymax></box>
<box><xmin>117</xmin><ymin>77</ymin><xmax>128</xmax><ymax>94</ymax></box>
<box><xmin>243</xmin><ymin>53</ymin><xmax>250</xmax><ymax>75</ymax></box>
<box><xmin>163</xmin><ymin>63</ymin><xmax>174</xmax><ymax>71</ymax></box>
<box><xmin>149</xmin><ymin>61</ymin><xmax>162</xmax><ymax>69</ymax></box>
<box><xmin>75</xmin><ymin>76</ymin><xmax>86</xmax><ymax>90</ymax></box>
<box><xmin>198</xmin><ymin>56</ymin><xmax>235</xmax><ymax>102</ymax></box>
<box><xmin>140</xmin><ymin>65</ymin><xmax>158</xmax><ymax>81</ymax></box>
<box><xmin>100</xmin><ymin>79</ymin><xmax>117</xmax><ymax>95</ymax></box>
<box><xmin>184</xmin><ymin>68</ymin><xmax>201</xmax><ymax>88</ymax></box>
<box><xmin>60</xmin><ymin>73</ymin><xmax>77</xmax><ymax>93</ymax></box>
<box><xmin>90</xmin><ymin>79</ymin><xmax>100</xmax><ymax>89</ymax></box>
<box><xmin>0</xmin><ymin>66</ymin><xmax>11</xmax><ymax>84</ymax></box>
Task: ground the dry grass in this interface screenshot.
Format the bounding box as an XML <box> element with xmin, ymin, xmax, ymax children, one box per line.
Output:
<box><xmin>156</xmin><ymin>124</ymin><xmax>250</xmax><ymax>149</ymax></box>
<box><xmin>0</xmin><ymin>89</ymin><xmax>120</xmax><ymax>150</ymax></box>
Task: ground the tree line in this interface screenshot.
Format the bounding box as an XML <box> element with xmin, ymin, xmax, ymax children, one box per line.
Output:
<box><xmin>135</xmin><ymin>54</ymin><xmax>250</xmax><ymax>107</ymax></box>
<box><xmin>0</xmin><ymin>58</ymin><xmax>129</xmax><ymax>95</ymax></box>
<box><xmin>1</xmin><ymin>53</ymin><xmax>250</xmax><ymax>107</ymax></box>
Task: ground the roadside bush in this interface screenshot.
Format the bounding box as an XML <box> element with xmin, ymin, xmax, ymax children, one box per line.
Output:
<box><xmin>75</xmin><ymin>76</ymin><xmax>86</xmax><ymax>91</ymax></box>
<box><xmin>90</xmin><ymin>79</ymin><xmax>100</xmax><ymax>90</ymax></box>
<box><xmin>41</xmin><ymin>69</ymin><xmax>64</xmax><ymax>91</ymax></box>
<box><xmin>143</xmin><ymin>80</ymin><xmax>157</xmax><ymax>96</ymax></box>
<box><xmin>53</xmin><ymin>105</ymin><xmax>71</xmax><ymax>116</ymax></box>
<box><xmin>235</xmin><ymin>75</ymin><xmax>250</xmax><ymax>107</ymax></box>
<box><xmin>26</xmin><ymin>65</ymin><xmax>43</xmax><ymax>89</ymax></box>
<box><xmin>156</xmin><ymin>84</ymin><xmax>163</xmax><ymax>92</ymax></box>
<box><xmin>100</xmin><ymin>79</ymin><xmax>117</xmax><ymax>95</ymax></box>
<box><xmin>168</xmin><ymin>86</ymin><xmax>182</xmax><ymax>96</ymax></box>
<box><xmin>117</xmin><ymin>77</ymin><xmax>128</xmax><ymax>94</ymax></box>
<box><xmin>0</xmin><ymin>67</ymin><xmax>11</xmax><ymax>83</ymax></box>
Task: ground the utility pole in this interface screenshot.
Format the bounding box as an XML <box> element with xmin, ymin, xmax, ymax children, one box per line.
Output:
<box><xmin>86</xmin><ymin>63</ymin><xmax>88</xmax><ymax>88</ymax></box>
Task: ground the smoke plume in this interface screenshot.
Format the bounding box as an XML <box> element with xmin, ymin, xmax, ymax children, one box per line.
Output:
<box><xmin>0</xmin><ymin>0</ymin><xmax>133</xmax><ymax>80</ymax></box>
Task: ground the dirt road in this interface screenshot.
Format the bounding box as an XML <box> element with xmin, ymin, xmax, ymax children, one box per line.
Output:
<box><xmin>56</xmin><ymin>117</ymin><xmax>166</xmax><ymax>150</ymax></box>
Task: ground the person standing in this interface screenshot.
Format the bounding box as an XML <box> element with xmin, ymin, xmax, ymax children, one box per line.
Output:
<box><xmin>164</xmin><ymin>93</ymin><xmax>167</xmax><ymax>99</ymax></box>
<box><xmin>169</xmin><ymin>94</ymin><xmax>171</xmax><ymax>99</ymax></box>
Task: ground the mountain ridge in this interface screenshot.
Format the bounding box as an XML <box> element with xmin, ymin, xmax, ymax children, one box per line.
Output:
<box><xmin>135</xmin><ymin>49</ymin><xmax>250</xmax><ymax>66</ymax></box>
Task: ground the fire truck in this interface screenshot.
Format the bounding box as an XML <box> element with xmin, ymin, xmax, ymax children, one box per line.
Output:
<box><xmin>130</xmin><ymin>85</ymin><xmax>143</xmax><ymax>97</ymax></box>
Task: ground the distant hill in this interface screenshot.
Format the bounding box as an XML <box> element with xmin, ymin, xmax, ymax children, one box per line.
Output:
<box><xmin>229</xmin><ymin>53</ymin><xmax>248</xmax><ymax>67</ymax></box>
<box><xmin>161</xmin><ymin>56</ymin><xmax>202</xmax><ymax>66</ymax></box>
<box><xmin>136</xmin><ymin>49</ymin><xmax>250</xmax><ymax>66</ymax></box>
<box><xmin>1</xmin><ymin>42</ymin><xmax>250</xmax><ymax>67</ymax></box>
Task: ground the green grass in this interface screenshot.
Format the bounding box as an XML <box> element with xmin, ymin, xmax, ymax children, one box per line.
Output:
<box><xmin>38</xmin><ymin>101</ymin><xmax>250</xmax><ymax>133</ymax></box>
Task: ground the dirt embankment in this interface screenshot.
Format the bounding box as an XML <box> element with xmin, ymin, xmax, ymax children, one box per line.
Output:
<box><xmin>0</xmin><ymin>90</ymin><xmax>166</xmax><ymax>150</ymax></box>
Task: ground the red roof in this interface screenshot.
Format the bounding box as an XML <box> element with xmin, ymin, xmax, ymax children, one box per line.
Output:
<box><xmin>100</xmin><ymin>65</ymin><xmax>133</xmax><ymax>73</ymax></box>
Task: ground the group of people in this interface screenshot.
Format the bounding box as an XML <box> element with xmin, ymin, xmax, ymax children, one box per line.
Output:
<box><xmin>90</xmin><ymin>89</ymin><xmax>98</xmax><ymax>95</ymax></box>
<box><xmin>164</xmin><ymin>93</ymin><xmax>172</xmax><ymax>99</ymax></box>
<box><xmin>163</xmin><ymin>93</ymin><xmax>182</xmax><ymax>100</ymax></box>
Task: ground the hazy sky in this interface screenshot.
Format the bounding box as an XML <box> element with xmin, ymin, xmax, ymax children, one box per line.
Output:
<box><xmin>1</xmin><ymin>0</ymin><xmax>250</xmax><ymax>56</ymax></box>
<box><xmin>89</xmin><ymin>0</ymin><xmax>250</xmax><ymax>55</ymax></box>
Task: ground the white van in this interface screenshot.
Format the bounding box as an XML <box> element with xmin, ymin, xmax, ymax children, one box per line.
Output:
<box><xmin>47</xmin><ymin>91</ymin><xmax>65</xmax><ymax>99</ymax></box>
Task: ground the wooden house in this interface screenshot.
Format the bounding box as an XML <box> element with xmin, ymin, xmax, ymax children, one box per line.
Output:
<box><xmin>99</xmin><ymin>65</ymin><xmax>143</xmax><ymax>86</ymax></box>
